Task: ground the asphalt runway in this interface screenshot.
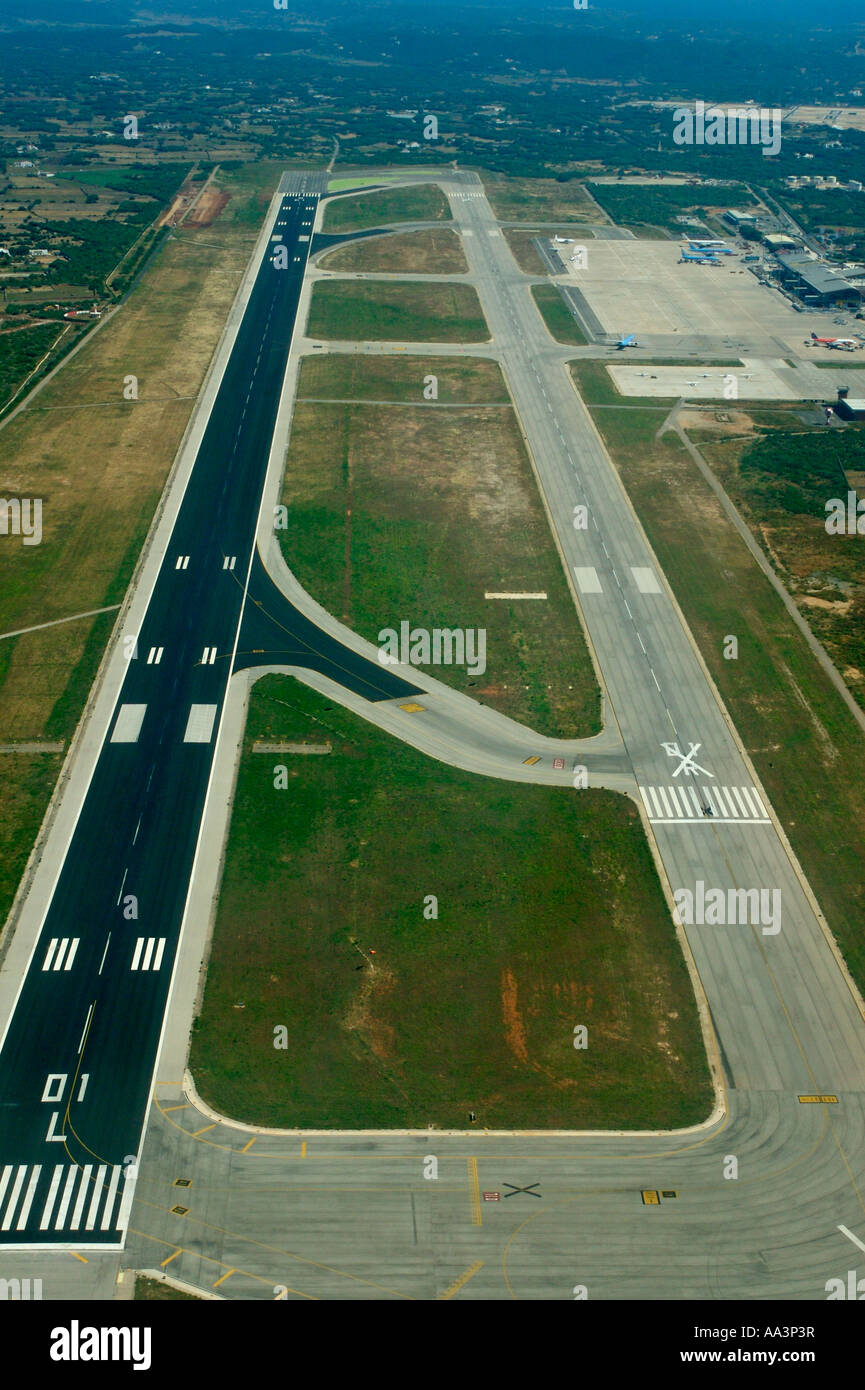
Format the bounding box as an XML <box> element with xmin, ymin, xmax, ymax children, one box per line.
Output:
<box><xmin>0</xmin><ymin>170</ymin><xmax>404</xmax><ymax>1249</ymax></box>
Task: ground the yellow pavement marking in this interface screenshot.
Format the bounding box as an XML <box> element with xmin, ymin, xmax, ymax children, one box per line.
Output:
<box><xmin>241</xmin><ymin>1137</ymin><xmax>256</xmax><ymax>1154</ymax></box>
<box><xmin>163</xmin><ymin>1104</ymin><xmax>190</xmax><ymax>1113</ymax></box>
<box><xmin>438</xmin><ymin>1260</ymin><xmax>484</xmax><ymax>1300</ymax></box>
<box><xmin>213</xmin><ymin>1269</ymin><xmax>235</xmax><ymax>1289</ymax></box>
<box><xmin>160</xmin><ymin>1249</ymin><xmax>182</xmax><ymax>1269</ymax></box>
<box><xmin>799</xmin><ymin>1095</ymin><xmax>838</xmax><ymax>1104</ymax></box>
<box><xmin>130</xmin><ymin>1203</ymin><xmax>413</xmax><ymax>1300</ymax></box>
<box><xmin>641</xmin><ymin>1189</ymin><xmax>660</xmax><ymax>1205</ymax></box>
<box><xmin>301</xmin><ymin>1141</ymin><xmax>307</xmax><ymax>1158</ymax></box>
<box><xmin>399</xmin><ymin>702</ymin><xmax>426</xmax><ymax>713</ymax></box>
<box><xmin>71</xmin><ymin>1252</ymin><xmax>88</xmax><ymax>1264</ymax></box>
<box><xmin>468</xmin><ymin>1157</ymin><xmax>482</xmax><ymax>1227</ymax></box>
<box><xmin>522</xmin><ymin>755</ymin><xmax>541</xmax><ymax>766</ymax></box>
<box><xmin>192</xmin><ymin>1123</ymin><xmax>217</xmax><ymax>1137</ymax></box>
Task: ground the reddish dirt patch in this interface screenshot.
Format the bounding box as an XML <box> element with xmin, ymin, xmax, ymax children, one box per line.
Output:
<box><xmin>343</xmin><ymin>964</ymin><xmax>397</xmax><ymax>1063</ymax></box>
<box><xmin>157</xmin><ymin>184</ymin><xmax>198</xmax><ymax>228</ymax></box>
<box><xmin>501</xmin><ymin>968</ymin><xmax>529</xmax><ymax>1064</ymax></box>
<box><xmin>186</xmin><ymin>188</ymin><xmax>230</xmax><ymax>229</ymax></box>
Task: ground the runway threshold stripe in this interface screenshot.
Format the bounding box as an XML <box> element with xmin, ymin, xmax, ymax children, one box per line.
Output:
<box><xmin>42</xmin><ymin>938</ymin><xmax>58</xmax><ymax>971</ymax></box>
<box><xmin>55</xmin><ymin>1167</ymin><xmax>79</xmax><ymax>1230</ymax></box>
<box><xmin>16</xmin><ymin>1165</ymin><xmax>41</xmax><ymax>1231</ymax></box>
<box><xmin>115</xmin><ymin>1175</ymin><xmax>137</xmax><ymax>1233</ymax></box>
<box><xmin>85</xmin><ymin>1165</ymin><xmax>107</xmax><ymax>1231</ymax></box>
<box><xmin>1</xmin><ymin>1166</ymin><xmax>26</xmax><ymax>1230</ymax></box>
<box><xmin>39</xmin><ymin>1166</ymin><xmax>65</xmax><ymax>1230</ymax></box>
<box><xmin>69</xmin><ymin>1165</ymin><xmax>92</xmax><ymax>1230</ymax></box>
<box><xmin>100</xmin><ymin>1167</ymin><xmax>122</xmax><ymax>1231</ymax></box>
<box><xmin>64</xmin><ymin>937</ymin><xmax>79</xmax><ymax>970</ymax></box>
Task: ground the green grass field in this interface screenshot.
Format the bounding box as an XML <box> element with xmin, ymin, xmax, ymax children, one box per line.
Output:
<box><xmin>280</xmin><ymin>357</ymin><xmax>601</xmax><ymax>738</ymax></box>
<box><xmin>189</xmin><ymin>676</ymin><xmax>711</xmax><ymax>1131</ymax></box>
<box><xmin>480</xmin><ymin>174</ymin><xmax>600</xmax><ymax>223</ymax></box>
<box><xmin>296</xmin><ymin>352</ymin><xmax>509</xmax><ymax>404</ymax></box>
<box><xmin>322</xmin><ymin>184</ymin><xmax>450</xmax><ymax>233</ymax></box>
<box><xmin>318</xmin><ymin>227</ymin><xmax>467</xmax><ymax>275</ymax></box>
<box><xmin>306</xmin><ymin>281</ymin><xmax>488</xmax><ymax>342</ymax></box>
<box><xmin>531</xmin><ymin>285</ymin><xmax>587</xmax><ymax>345</ymax></box>
<box><xmin>134</xmin><ymin>1276</ymin><xmax>202</xmax><ymax>1301</ymax></box>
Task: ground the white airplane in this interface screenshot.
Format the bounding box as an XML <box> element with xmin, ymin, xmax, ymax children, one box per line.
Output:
<box><xmin>811</xmin><ymin>331</ymin><xmax>859</xmax><ymax>351</ymax></box>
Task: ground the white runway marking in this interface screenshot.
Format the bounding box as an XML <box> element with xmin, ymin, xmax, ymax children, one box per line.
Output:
<box><xmin>639</xmin><ymin>784</ymin><xmax>771</xmax><ymax>825</ymax></box>
<box><xmin>110</xmin><ymin>704</ymin><xmax>146</xmax><ymax>744</ymax></box>
<box><xmin>631</xmin><ymin>567</ymin><xmax>662</xmax><ymax>593</ymax></box>
<box><xmin>41</xmin><ymin>937</ymin><xmax>79</xmax><ymax>972</ymax></box>
<box><xmin>839</xmin><ymin>1225</ymin><xmax>865</xmax><ymax>1255</ymax></box>
<box><xmin>131</xmin><ymin>936</ymin><xmax>167</xmax><ymax>972</ymax></box>
<box><xmin>573</xmin><ymin>566</ymin><xmax>603</xmax><ymax>594</ymax></box>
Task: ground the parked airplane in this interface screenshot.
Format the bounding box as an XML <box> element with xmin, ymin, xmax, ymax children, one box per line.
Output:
<box><xmin>810</xmin><ymin>331</ymin><xmax>859</xmax><ymax>351</ymax></box>
<box><xmin>679</xmin><ymin>250</ymin><xmax>721</xmax><ymax>264</ymax></box>
<box><xmin>615</xmin><ymin>332</ymin><xmax>638</xmax><ymax>349</ymax></box>
<box><xmin>688</xmin><ymin>240</ymin><xmax>734</xmax><ymax>255</ymax></box>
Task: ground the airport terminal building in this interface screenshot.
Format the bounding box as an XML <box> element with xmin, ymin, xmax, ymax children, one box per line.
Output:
<box><xmin>775</xmin><ymin>252</ymin><xmax>862</xmax><ymax>309</ymax></box>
